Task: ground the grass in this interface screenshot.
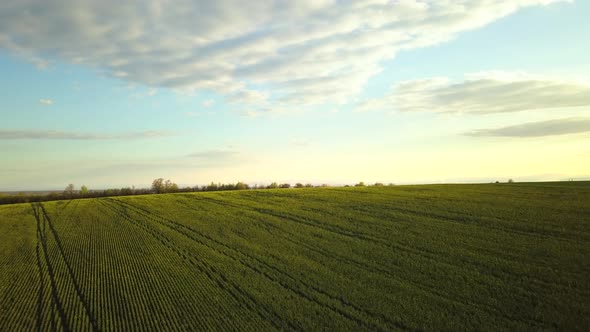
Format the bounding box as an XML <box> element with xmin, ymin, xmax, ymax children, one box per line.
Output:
<box><xmin>0</xmin><ymin>182</ymin><xmax>588</xmax><ymax>331</ymax></box>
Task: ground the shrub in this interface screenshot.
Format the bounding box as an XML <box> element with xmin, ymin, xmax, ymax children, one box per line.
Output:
<box><xmin>235</xmin><ymin>182</ymin><xmax>250</xmax><ymax>190</ymax></box>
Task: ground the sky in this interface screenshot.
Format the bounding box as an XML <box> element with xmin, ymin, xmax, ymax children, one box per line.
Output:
<box><xmin>1</xmin><ymin>0</ymin><xmax>589</xmax><ymax>191</ymax></box>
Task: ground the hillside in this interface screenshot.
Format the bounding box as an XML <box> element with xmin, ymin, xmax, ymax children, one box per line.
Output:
<box><xmin>1</xmin><ymin>183</ymin><xmax>589</xmax><ymax>331</ymax></box>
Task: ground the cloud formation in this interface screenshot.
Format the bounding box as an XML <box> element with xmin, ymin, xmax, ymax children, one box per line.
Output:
<box><xmin>0</xmin><ymin>129</ymin><xmax>172</xmax><ymax>140</ymax></box>
<box><xmin>466</xmin><ymin>117</ymin><xmax>590</xmax><ymax>137</ymax></box>
<box><xmin>357</xmin><ymin>72</ymin><xmax>590</xmax><ymax>114</ymax></box>
<box><xmin>186</xmin><ymin>149</ymin><xmax>244</xmax><ymax>168</ymax></box>
<box><xmin>0</xmin><ymin>0</ymin><xmax>565</xmax><ymax>111</ymax></box>
<box><xmin>39</xmin><ymin>99</ymin><xmax>53</xmax><ymax>105</ymax></box>
<box><xmin>187</xmin><ymin>150</ymin><xmax>238</xmax><ymax>160</ymax></box>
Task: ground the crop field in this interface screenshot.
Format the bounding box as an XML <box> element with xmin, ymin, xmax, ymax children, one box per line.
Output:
<box><xmin>0</xmin><ymin>182</ymin><xmax>589</xmax><ymax>331</ymax></box>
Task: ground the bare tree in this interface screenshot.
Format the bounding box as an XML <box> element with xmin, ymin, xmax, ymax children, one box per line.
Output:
<box><xmin>152</xmin><ymin>178</ymin><xmax>165</xmax><ymax>193</ymax></box>
<box><xmin>65</xmin><ymin>184</ymin><xmax>76</xmax><ymax>198</ymax></box>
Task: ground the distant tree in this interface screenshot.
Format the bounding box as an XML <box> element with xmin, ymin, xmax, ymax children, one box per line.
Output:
<box><xmin>152</xmin><ymin>178</ymin><xmax>165</xmax><ymax>193</ymax></box>
<box><xmin>374</xmin><ymin>182</ymin><xmax>384</xmax><ymax>186</ymax></box>
<box><xmin>388</xmin><ymin>183</ymin><xmax>395</xmax><ymax>186</ymax></box>
<box><xmin>80</xmin><ymin>185</ymin><xmax>89</xmax><ymax>197</ymax></box>
<box><xmin>120</xmin><ymin>187</ymin><xmax>133</xmax><ymax>196</ymax></box>
<box><xmin>279</xmin><ymin>183</ymin><xmax>291</xmax><ymax>189</ymax></box>
<box><xmin>267</xmin><ymin>182</ymin><xmax>279</xmax><ymax>189</ymax></box>
<box><xmin>220</xmin><ymin>183</ymin><xmax>235</xmax><ymax>190</ymax></box>
<box><xmin>508</xmin><ymin>179</ymin><xmax>514</xmax><ymax>183</ymax></box>
<box><xmin>305</xmin><ymin>183</ymin><xmax>313</xmax><ymax>188</ymax></box>
<box><xmin>168</xmin><ymin>182</ymin><xmax>179</xmax><ymax>193</ymax></box>
<box><xmin>235</xmin><ymin>182</ymin><xmax>249</xmax><ymax>190</ymax></box>
<box><xmin>355</xmin><ymin>182</ymin><xmax>365</xmax><ymax>187</ymax></box>
<box><xmin>295</xmin><ymin>183</ymin><xmax>304</xmax><ymax>188</ymax></box>
<box><xmin>65</xmin><ymin>184</ymin><xmax>76</xmax><ymax>198</ymax></box>
<box><xmin>150</xmin><ymin>178</ymin><xmax>179</xmax><ymax>193</ymax></box>
<box><xmin>206</xmin><ymin>182</ymin><xmax>219</xmax><ymax>191</ymax></box>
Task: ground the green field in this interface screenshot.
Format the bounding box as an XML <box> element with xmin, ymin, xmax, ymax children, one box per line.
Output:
<box><xmin>0</xmin><ymin>183</ymin><xmax>589</xmax><ymax>331</ymax></box>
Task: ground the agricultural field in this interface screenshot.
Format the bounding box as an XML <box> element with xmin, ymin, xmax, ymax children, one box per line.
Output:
<box><xmin>0</xmin><ymin>182</ymin><xmax>589</xmax><ymax>331</ymax></box>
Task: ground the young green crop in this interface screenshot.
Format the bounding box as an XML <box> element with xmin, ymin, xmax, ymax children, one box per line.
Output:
<box><xmin>0</xmin><ymin>182</ymin><xmax>589</xmax><ymax>330</ymax></box>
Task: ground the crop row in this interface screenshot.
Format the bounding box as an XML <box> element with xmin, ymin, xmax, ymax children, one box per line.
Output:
<box><xmin>0</xmin><ymin>183</ymin><xmax>588</xmax><ymax>330</ymax></box>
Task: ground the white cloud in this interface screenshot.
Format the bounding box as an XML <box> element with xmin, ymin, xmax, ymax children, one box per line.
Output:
<box><xmin>238</xmin><ymin>107</ymin><xmax>292</xmax><ymax>118</ymax></box>
<box><xmin>202</xmin><ymin>99</ymin><xmax>214</xmax><ymax>107</ymax></box>
<box><xmin>185</xmin><ymin>149</ymin><xmax>243</xmax><ymax>167</ymax></box>
<box><xmin>0</xmin><ymin>1</ymin><xmax>566</xmax><ymax>111</ymax></box>
<box><xmin>39</xmin><ymin>99</ymin><xmax>53</xmax><ymax>105</ymax></box>
<box><xmin>466</xmin><ymin>117</ymin><xmax>590</xmax><ymax>137</ymax></box>
<box><xmin>229</xmin><ymin>89</ymin><xmax>269</xmax><ymax>105</ymax></box>
<box><xmin>357</xmin><ymin>72</ymin><xmax>590</xmax><ymax>114</ymax></box>
<box><xmin>187</xmin><ymin>150</ymin><xmax>238</xmax><ymax>160</ymax></box>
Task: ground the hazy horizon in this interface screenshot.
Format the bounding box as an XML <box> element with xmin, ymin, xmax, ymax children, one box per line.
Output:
<box><xmin>2</xmin><ymin>1</ymin><xmax>589</xmax><ymax>191</ymax></box>
<box><xmin>3</xmin><ymin>176</ymin><xmax>590</xmax><ymax>193</ymax></box>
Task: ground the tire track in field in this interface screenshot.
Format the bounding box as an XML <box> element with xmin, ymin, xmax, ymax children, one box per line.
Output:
<box><xmin>320</xmin><ymin>188</ymin><xmax>589</xmax><ymax>241</ymax></box>
<box><xmin>179</xmin><ymin>195</ymin><xmax>399</xmax><ymax>277</ymax></box>
<box><xmin>320</xmin><ymin>202</ymin><xmax>586</xmax><ymax>293</ymax></box>
<box><xmin>217</xmin><ymin>196</ymin><xmax>552</xmax><ymax>327</ymax></box>
<box><xmin>39</xmin><ymin>204</ymin><xmax>99</xmax><ymax>332</ymax></box>
<box><xmin>346</xmin><ymin>202</ymin><xmax>577</xmax><ymax>242</ymax></box>
<box><xmin>102</xmin><ymin>198</ymin><xmax>291</xmax><ymax>331</ymax></box>
<box><xmin>90</xmin><ymin>201</ymin><xmax>199</xmax><ymax>331</ymax></box>
<box><xmin>32</xmin><ymin>205</ymin><xmax>44</xmax><ymax>332</ymax></box>
<box><xmin>203</xmin><ymin>195</ymin><xmax>528</xmax><ymax>278</ymax></box>
<box><xmin>198</xmin><ymin>195</ymin><xmax>441</xmax><ymax>264</ymax></box>
<box><xmin>31</xmin><ymin>204</ymin><xmax>71</xmax><ymax>332</ymax></box>
<box><xmin>191</xmin><ymin>195</ymin><xmax>548</xmax><ymax>329</ymax></box>
<box><xmin>53</xmin><ymin>200</ymin><xmax>74</xmax><ymax>219</ymax></box>
<box><xmin>99</xmin><ymin>199</ymin><xmax>291</xmax><ymax>332</ymax></box>
<box><xmin>300</xmin><ymin>202</ymin><xmax>577</xmax><ymax>278</ymax></box>
<box><xmin>113</xmin><ymin>199</ymin><xmax>404</xmax><ymax>332</ymax></box>
<box><xmin>172</xmin><ymin>196</ymin><xmax>411</xmax><ymax>330</ymax></box>
<box><xmin>178</xmin><ymin>195</ymin><xmax>455</xmax><ymax>330</ymax></box>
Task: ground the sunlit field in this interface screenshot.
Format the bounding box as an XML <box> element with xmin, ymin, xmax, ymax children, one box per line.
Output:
<box><xmin>1</xmin><ymin>182</ymin><xmax>588</xmax><ymax>331</ymax></box>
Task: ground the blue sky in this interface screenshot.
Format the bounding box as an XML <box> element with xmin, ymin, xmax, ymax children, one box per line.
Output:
<box><xmin>1</xmin><ymin>0</ymin><xmax>589</xmax><ymax>190</ymax></box>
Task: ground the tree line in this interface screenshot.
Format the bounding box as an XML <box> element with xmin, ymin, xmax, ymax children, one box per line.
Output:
<box><xmin>2</xmin><ymin>178</ymin><xmax>388</xmax><ymax>205</ymax></box>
